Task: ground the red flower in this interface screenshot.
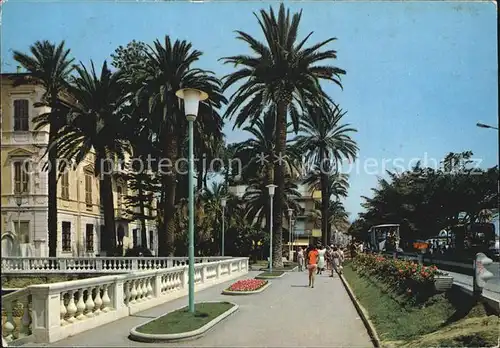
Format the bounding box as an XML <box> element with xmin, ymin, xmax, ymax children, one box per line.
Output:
<box><xmin>228</xmin><ymin>279</ymin><xmax>267</xmax><ymax>291</ymax></box>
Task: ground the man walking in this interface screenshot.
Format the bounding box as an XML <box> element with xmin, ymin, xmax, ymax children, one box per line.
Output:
<box><xmin>297</xmin><ymin>247</ymin><xmax>304</xmax><ymax>271</ymax></box>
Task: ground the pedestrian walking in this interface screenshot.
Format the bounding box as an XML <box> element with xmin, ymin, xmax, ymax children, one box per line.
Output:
<box><xmin>307</xmin><ymin>244</ymin><xmax>319</xmax><ymax>288</ymax></box>
<box><xmin>337</xmin><ymin>245</ymin><xmax>345</xmax><ymax>274</ymax></box>
<box><xmin>297</xmin><ymin>247</ymin><xmax>304</xmax><ymax>271</ymax></box>
<box><xmin>332</xmin><ymin>246</ymin><xmax>341</xmax><ymax>276</ymax></box>
<box><xmin>326</xmin><ymin>245</ymin><xmax>333</xmax><ymax>272</ymax></box>
<box><xmin>317</xmin><ymin>245</ymin><xmax>326</xmax><ymax>275</ymax></box>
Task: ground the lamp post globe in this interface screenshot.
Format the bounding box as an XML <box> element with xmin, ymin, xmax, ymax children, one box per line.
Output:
<box><xmin>176</xmin><ymin>88</ymin><xmax>208</xmax><ymax>314</ymax></box>
<box><xmin>266</xmin><ymin>184</ymin><xmax>277</xmax><ymax>197</ymax></box>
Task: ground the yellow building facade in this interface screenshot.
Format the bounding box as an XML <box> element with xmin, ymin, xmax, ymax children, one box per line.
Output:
<box><xmin>228</xmin><ymin>183</ymin><xmax>322</xmax><ymax>247</ymax></box>
<box><xmin>0</xmin><ymin>73</ymin><xmax>157</xmax><ymax>257</ymax></box>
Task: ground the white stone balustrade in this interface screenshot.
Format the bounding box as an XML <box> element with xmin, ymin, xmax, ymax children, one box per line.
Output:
<box><xmin>1</xmin><ymin>256</ymin><xmax>232</xmax><ymax>274</ymax></box>
<box><xmin>1</xmin><ymin>257</ymin><xmax>248</xmax><ymax>344</ymax></box>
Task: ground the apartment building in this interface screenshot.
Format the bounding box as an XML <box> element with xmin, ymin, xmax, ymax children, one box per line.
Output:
<box><xmin>0</xmin><ymin>73</ymin><xmax>157</xmax><ymax>257</ymax></box>
<box><xmin>228</xmin><ymin>183</ymin><xmax>322</xmax><ymax>246</ymax></box>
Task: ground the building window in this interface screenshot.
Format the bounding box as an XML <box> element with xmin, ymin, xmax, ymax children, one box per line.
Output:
<box><xmin>62</xmin><ymin>221</ymin><xmax>71</xmax><ymax>252</ymax></box>
<box><xmin>85</xmin><ymin>173</ymin><xmax>92</xmax><ymax>209</ymax></box>
<box><xmin>149</xmin><ymin>230</ymin><xmax>154</xmax><ymax>250</ymax></box>
<box><xmin>116</xmin><ymin>186</ymin><xmax>123</xmax><ymax>216</ymax></box>
<box><xmin>132</xmin><ymin>229</ymin><xmax>138</xmax><ymax>247</ymax></box>
<box><xmin>86</xmin><ymin>224</ymin><xmax>94</xmax><ymax>252</ymax></box>
<box><xmin>13</xmin><ymin>99</ymin><xmax>29</xmax><ymax>131</ymax></box>
<box><xmin>13</xmin><ymin>161</ymin><xmax>30</xmax><ymax>194</ymax></box>
<box><xmin>14</xmin><ymin>221</ymin><xmax>30</xmax><ymax>243</ymax></box>
<box><xmin>117</xmin><ymin>186</ymin><xmax>123</xmax><ymax>208</ymax></box>
<box><xmin>61</xmin><ymin>172</ymin><xmax>70</xmax><ymax>200</ymax></box>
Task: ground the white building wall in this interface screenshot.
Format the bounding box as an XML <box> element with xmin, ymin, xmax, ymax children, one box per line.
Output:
<box><xmin>79</xmin><ymin>213</ymin><xmax>103</xmax><ymax>257</ymax></box>
<box><xmin>57</xmin><ymin>211</ymin><xmax>78</xmax><ymax>257</ymax></box>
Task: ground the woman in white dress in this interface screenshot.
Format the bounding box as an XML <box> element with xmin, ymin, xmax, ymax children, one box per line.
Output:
<box><xmin>317</xmin><ymin>246</ymin><xmax>326</xmax><ymax>274</ymax></box>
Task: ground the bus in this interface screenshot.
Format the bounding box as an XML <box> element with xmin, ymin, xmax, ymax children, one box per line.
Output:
<box><xmin>367</xmin><ymin>224</ymin><xmax>402</xmax><ymax>252</ymax></box>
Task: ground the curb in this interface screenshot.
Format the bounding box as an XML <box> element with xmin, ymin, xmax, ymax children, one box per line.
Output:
<box><xmin>258</xmin><ymin>266</ymin><xmax>299</xmax><ymax>272</ymax></box>
<box><xmin>339</xmin><ymin>273</ymin><xmax>381</xmax><ymax>348</ymax></box>
<box><xmin>255</xmin><ymin>272</ymin><xmax>286</xmax><ymax>279</ymax></box>
<box><xmin>129</xmin><ymin>301</ymin><xmax>239</xmax><ymax>342</ymax></box>
<box><xmin>222</xmin><ymin>281</ymin><xmax>271</xmax><ymax>295</ymax></box>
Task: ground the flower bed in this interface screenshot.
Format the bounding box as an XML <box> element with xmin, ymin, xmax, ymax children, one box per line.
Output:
<box><xmin>227</xmin><ymin>279</ymin><xmax>268</xmax><ymax>292</ymax></box>
<box><xmin>352</xmin><ymin>253</ymin><xmax>444</xmax><ymax>303</ymax></box>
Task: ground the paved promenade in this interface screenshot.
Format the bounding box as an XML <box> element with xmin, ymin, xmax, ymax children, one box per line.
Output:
<box><xmin>27</xmin><ymin>270</ymin><xmax>372</xmax><ymax>347</ymax></box>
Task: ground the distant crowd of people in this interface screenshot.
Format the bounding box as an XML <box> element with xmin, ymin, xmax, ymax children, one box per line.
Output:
<box><xmin>295</xmin><ymin>244</ymin><xmax>345</xmax><ymax>288</ymax></box>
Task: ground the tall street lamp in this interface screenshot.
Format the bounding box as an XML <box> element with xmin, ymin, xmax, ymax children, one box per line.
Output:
<box><xmin>477</xmin><ymin>121</ymin><xmax>499</xmax><ymax>251</ymax></box>
<box><xmin>476</xmin><ymin>122</ymin><xmax>499</xmax><ymax>130</ymax></box>
<box><xmin>266</xmin><ymin>184</ymin><xmax>277</xmax><ymax>273</ymax></box>
<box><xmin>176</xmin><ymin>87</ymin><xmax>208</xmax><ymax>314</ymax></box>
<box><xmin>221</xmin><ymin>197</ymin><xmax>227</xmax><ymax>256</ymax></box>
<box><xmin>288</xmin><ymin>208</ymin><xmax>293</xmax><ymax>261</ymax></box>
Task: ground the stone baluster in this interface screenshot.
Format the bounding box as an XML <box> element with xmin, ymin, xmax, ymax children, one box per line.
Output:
<box><xmin>75</xmin><ymin>289</ymin><xmax>86</xmax><ymax>320</ymax></box>
<box><xmin>60</xmin><ymin>294</ymin><xmax>68</xmax><ymax>326</ymax></box>
<box><xmin>19</xmin><ymin>296</ymin><xmax>32</xmax><ymax>337</ymax></box>
<box><xmin>201</xmin><ymin>265</ymin><xmax>207</xmax><ymax>283</ymax></box>
<box><xmin>168</xmin><ymin>274</ymin><xmax>174</xmax><ymax>291</ymax></box>
<box><xmin>101</xmin><ymin>285</ymin><xmax>111</xmax><ymax>312</ymax></box>
<box><xmin>85</xmin><ymin>288</ymin><xmax>95</xmax><ymax>318</ymax></box>
<box><xmin>129</xmin><ymin>281</ymin><xmax>138</xmax><ymax>303</ymax></box>
<box><xmin>141</xmin><ymin>279</ymin><xmax>148</xmax><ymax>299</ymax></box>
<box><xmin>65</xmin><ymin>291</ymin><xmax>77</xmax><ymax>323</ymax></box>
<box><xmin>2</xmin><ymin>301</ymin><xmax>15</xmax><ymax>341</ymax></box>
<box><xmin>123</xmin><ymin>283</ymin><xmax>130</xmax><ymax>304</ymax></box>
<box><xmin>216</xmin><ymin>263</ymin><xmax>221</xmax><ymax>279</ymax></box>
<box><xmin>93</xmin><ymin>286</ymin><xmax>103</xmax><ymax>315</ymax></box>
<box><xmin>147</xmin><ymin>278</ymin><xmax>153</xmax><ymax>299</ymax></box>
<box><xmin>136</xmin><ymin>279</ymin><xmax>144</xmax><ymax>301</ymax></box>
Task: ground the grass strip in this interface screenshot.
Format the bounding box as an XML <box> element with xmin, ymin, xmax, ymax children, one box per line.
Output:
<box><xmin>135</xmin><ymin>302</ymin><xmax>234</xmax><ymax>335</ymax></box>
<box><xmin>343</xmin><ymin>263</ymin><xmax>498</xmax><ymax>347</ymax></box>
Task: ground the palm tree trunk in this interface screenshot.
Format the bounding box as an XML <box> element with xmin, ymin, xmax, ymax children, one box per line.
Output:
<box><xmin>99</xmin><ymin>160</ymin><xmax>116</xmax><ymax>253</ymax></box>
<box><xmin>138</xmin><ymin>184</ymin><xmax>147</xmax><ymax>248</ymax></box>
<box><xmin>273</xmin><ymin>101</ymin><xmax>287</xmax><ymax>268</ymax></box>
<box><xmin>203</xmin><ymin>170</ymin><xmax>209</xmax><ymax>190</ymax></box>
<box><xmin>160</xmin><ymin>133</ymin><xmax>178</xmax><ymax>256</ymax></box>
<box><xmin>320</xmin><ymin>149</ymin><xmax>330</xmax><ymax>246</ymax></box>
<box><xmin>47</xmin><ymin>124</ymin><xmax>59</xmax><ymax>257</ymax></box>
<box><xmin>321</xmin><ymin>177</ymin><xmax>329</xmax><ymax>246</ymax></box>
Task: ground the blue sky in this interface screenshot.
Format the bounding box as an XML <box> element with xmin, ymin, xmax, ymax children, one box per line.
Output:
<box><xmin>2</xmin><ymin>0</ymin><xmax>498</xmax><ymax>221</ymax></box>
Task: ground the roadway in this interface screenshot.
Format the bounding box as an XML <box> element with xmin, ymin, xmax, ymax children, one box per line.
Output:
<box><xmin>443</xmin><ymin>261</ymin><xmax>499</xmax><ymax>296</ymax></box>
<box><xmin>384</xmin><ymin>252</ymin><xmax>499</xmax><ymax>296</ymax></box>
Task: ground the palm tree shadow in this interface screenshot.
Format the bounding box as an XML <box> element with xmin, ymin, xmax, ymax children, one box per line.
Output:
<box><xmin>442</xmin><ymin>288</ymin><xmax>483</xmax><ymax>326</ymax></box>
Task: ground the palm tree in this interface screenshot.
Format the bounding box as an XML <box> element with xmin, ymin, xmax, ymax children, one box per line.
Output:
<box><xmin>135</xmin><ymin>36</ymin><xmax>226</xmax><ymax>256</ymax></box>
<box><xmin>13</xmin><ymin>40</ymin><xmax>75</xmax><ymax>257</ymax></box>
<box><xmin>234</xmin><ymin>110</ymin><xmax>302</xmax><ymax>184</ymax></box>
<box><xmin>56</xmin><ymin>61</ymin><xmax>128</xmax><ymax>253</ymax></box>
<box><xmin>243</xmin><ymin>175</ymin><xmax>302</xmax><ymax>232</ymax></box>
<box><xmin>200</xmin><ymin>182</ymin><xmax>229</xmax><ymax>254</ymax></box>
<box><xmin>295</xmin><ymin>103</ymin><xmax>357</xmax><ymax>245</ymax></box>
<box><xmin>327</xmin><ymin>200</ymin><xmax>349</xmax><ymax>231</ymax></box>
<box><xmin>221</xmin><ymin>4</ymin><xmax>346</xmax><ymax>267</ymax></box>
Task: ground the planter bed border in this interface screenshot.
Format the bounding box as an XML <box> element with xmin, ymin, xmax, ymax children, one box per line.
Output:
<box><xmin>129</xmin><ymin>301</ymin><xmax>238</xmax><ymax>343</ymax></box>
<box><xmin>222</xmin><ymin>281</ymin><xmax>271</xmax><ymax>295</ymax></box>
<box><xmin>255</xmin><ymin>272</ymin><xmax>286</xmax><ymax>279</ymax></box>
<box><xmin>259</xmin><ymin>266</ymin><xmax>298</xmax><ymax>272</ymax></box>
